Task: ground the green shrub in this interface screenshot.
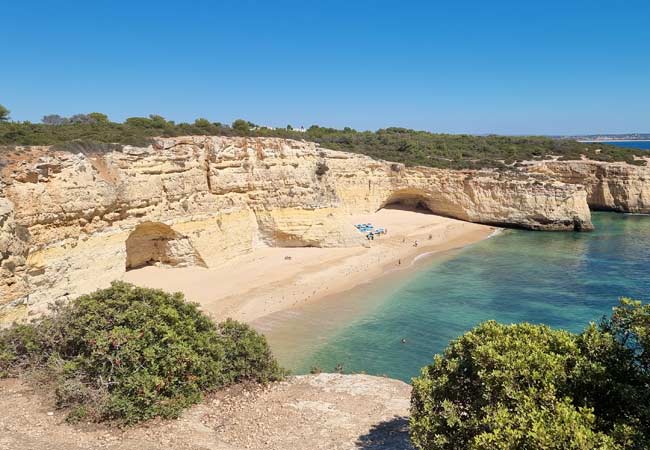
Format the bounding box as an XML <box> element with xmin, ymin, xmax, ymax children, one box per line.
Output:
<box><xmin>315</xmin><ymin>161</ymin><xmax>329</xmax><ymax>176</ymax></box>
<box><xmin>51</xmin><ymin>140</ymin><xmax>124</xmax><ymax>154</ymax></box>
<box><xmin>217</xmin><ymin>318</ymin><xmax>286</xmax><ymax>383</ymax></box>
<box><xmin>231</xmin><ymin>119</ymin><xmax>250</xmax><ymax>134</ymax></box>
<box><xmin>0</xmin><ymin>282</ymin><xmax>285</xmax><ymax>424</ymax></box>
<box><xmin>410</xmin><ymin>299</ymin><xmax>650</xmax><ymax>450</ymax></box>
<box><xmin>0</xmin><ymin>104</ymin><xmax>9</xmax><ymax>122</ymax></box>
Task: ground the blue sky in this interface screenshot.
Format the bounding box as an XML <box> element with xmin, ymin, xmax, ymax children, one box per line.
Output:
<box><xmin>2</xmin><ymin>0</ymin><xmax>649</xmax><ymax>134</ymax></box>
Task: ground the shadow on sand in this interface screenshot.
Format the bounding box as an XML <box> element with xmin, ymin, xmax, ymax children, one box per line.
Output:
<box><xmin>355</xmin><ymin>416</ymin><xmax>414</xmax><ymax>450</ymax></box>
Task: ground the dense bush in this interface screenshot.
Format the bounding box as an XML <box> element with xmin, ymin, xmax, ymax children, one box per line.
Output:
<box><xmin>315</xmin><ymin>161</ymin><xmax>329</xmax><ymax>176</ymax></box>
<box><xmin>0</xmin><ymin>282</ymin><xmax>285</xmax><ymax>424</ymax></box>
<box><xmin>0</xmin><ymin>112</ymin><xmax>644</xmax><ymax>170</ymax></box>
<box><xmin>298</xmin><ymin>126</ymin><xmax>647</xmax><ymax>169</ymax></box>
<box><xmin>410</xmin><ymin>299</ymin><xmax>650</xmax><ymax>450</ymax></box>
<box><xmin>0</xmin><ymin>115</ymin><xmax>239</xmax><ymax>148</ymax></box>
<box><xmin>0</xmin><ymin>104</ymin><xmax>9</xmax><ymax>122</ymax></box>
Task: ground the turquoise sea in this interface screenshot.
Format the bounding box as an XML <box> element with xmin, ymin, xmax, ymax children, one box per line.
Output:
<box><xmin>264</xmin><ymin>212</ymin><xmax>650</xmax><ymax>382</ymax></box>
<box><xmin>595</xmin><ymin>140</ymin><xmax>650</xmax><ymax>150</ymax></box>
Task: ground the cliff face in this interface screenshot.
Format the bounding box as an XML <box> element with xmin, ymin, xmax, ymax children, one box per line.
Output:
<box><xmin>525</xmin><ymin>160</ymin><xmax>650</xmax><ymax>213</ymax></box>
<box><xmin>0</xmin><ymin>136</ymin><xmax>599</xmax><ymax>321</ymax></box>
<box><xmin>0</xmin><ymin>196</ymin><xmax>30</xmax><ymax>321</ymax></box>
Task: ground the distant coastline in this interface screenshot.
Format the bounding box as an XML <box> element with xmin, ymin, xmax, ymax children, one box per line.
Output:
<box><xmin>567</xmin><ymin>132</ymin><xmax>650</xmax><ymax>142</ymax></box>
<box><xmin>574</xmin><ymin>139</ymin><xmax>650</xmax><ymax>151</ymax></box>
<box><xmin>577</xmin><ymin>139</ymin><xmax>650</xmax><ymax>143</ymax></box>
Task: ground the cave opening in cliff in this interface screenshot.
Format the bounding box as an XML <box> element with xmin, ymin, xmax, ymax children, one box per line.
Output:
<box><xmin>383</xmin><ymin>199</ymin><xmax>433</xmax><ymax>214</ymax></box>
<box><xmin>125</xmin><ymin>222</ymin><xmax>207</xmax><ymax>271</ymax></box>
<box><xmin>381</xmin><ymin>190</ymin><xmax>435</xmax><ymax>215</ymax></box>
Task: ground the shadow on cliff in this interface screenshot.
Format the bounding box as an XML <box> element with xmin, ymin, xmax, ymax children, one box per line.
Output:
<box><xmin>355</xmin><ymin>416</ymin><xmax>414</xmax><ymax>450</ymax></box>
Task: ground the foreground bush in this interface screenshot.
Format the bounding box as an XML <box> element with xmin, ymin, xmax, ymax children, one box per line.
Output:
<box><xmin>410</xmin><ymin>299</ymin><xmax>650</xmax><ymax>450</ymax></box>
<box><xmin>0</xmin><ymin>282</ymin><xmax>285</xmax><ymax>424</ymax></box>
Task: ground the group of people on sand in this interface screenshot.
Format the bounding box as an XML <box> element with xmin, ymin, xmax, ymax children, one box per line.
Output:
<box><xmin>365</xmin><ymin>228</ymin><xmax>388</xmax><ymax>240</ymax></box>
<box><xmin>402</xmin><ymin>237</ymin><xmax>419</xmax><ymax>247</ymax></box>
<box><xmin>397</xmin><ymin>238</ymin><xmax>422</xmax><ymax>267</ymax></box>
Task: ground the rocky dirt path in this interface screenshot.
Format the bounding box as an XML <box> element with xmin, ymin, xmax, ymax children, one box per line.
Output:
<box><xmin>0</xmin><ymin>374</ymin><xmax>413</xmax><ymax>450</ymax></box>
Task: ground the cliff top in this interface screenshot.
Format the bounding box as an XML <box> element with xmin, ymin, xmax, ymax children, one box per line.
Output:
<box><xmin>1</xmin><ymin>115</ymin><xmax>646</xmax><ymax>170</ymax></box>
<box><xmin>0</xmin><ymin>374</ymin><xmax>412</xmax><ymax>450</ymax></box>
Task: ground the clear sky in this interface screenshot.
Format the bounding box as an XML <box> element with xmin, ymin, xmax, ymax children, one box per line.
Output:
<box><xmin>2</xmin><ymin>0</ymin><xmax>649</xmax><ymax>135</ymax></box>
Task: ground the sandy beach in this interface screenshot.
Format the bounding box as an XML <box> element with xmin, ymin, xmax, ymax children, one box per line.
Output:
<box><xmin>123</xmin><ymin>207</ymin><xmax>496</xmax><ymax>324</ymax></box>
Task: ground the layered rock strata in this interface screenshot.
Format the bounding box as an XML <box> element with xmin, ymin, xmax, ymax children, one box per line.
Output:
<box><xmin>525</xmin><ymin>160</ymin><xmax>650</xmax><ymax>213</ymax></box>
<box><xmin>0</xmin><ymin>136</ymin><xmax>617</xmax><ymax>321</ymax></box>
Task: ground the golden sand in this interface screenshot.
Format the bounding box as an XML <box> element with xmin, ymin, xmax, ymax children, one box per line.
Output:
<box><xmin>123</xmin><ymin>208</ymin><xmax>495</xmax><ymax>323</ymax></box>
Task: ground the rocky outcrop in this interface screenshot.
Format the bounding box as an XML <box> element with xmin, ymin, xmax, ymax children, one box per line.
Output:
<box><xmin>0</xmin><ymin>196</ymin><xmax>30</xmax><ymax>321</ymax></box>
<box><xmin>525</xmin><ymin>160</ymin><xmax>650</xmax><ymax>213</ymax></box>
<box><xmin>125</xmin><ymin>221</ymin><xmax>207</xmax><ymax>270</ymax></box>
<box><xmin>0</xmin><ymin>374</ymin><xmax>412</xmax><ymax>450</ymax></box>
<box><xmin>332</xmin><ymin>162</ymin><xmax>591</xmax><ymax>231</ymax></box>
<box><xmin>0</xmin><ymin>136</ymin><xmax>598</xmax><ymax>321</ymax></box>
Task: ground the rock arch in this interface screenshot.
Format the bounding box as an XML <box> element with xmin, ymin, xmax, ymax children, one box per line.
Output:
<box><xmin>125</xmin><ymin>222</ymin><xmax>207</xmax><ymax>270</ymax></box>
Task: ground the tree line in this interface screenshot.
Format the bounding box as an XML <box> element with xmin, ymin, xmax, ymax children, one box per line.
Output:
<box><xmin>0</xmin><ymin>103</ymin><xmax>644</xmax><ymax>170</ymax></box>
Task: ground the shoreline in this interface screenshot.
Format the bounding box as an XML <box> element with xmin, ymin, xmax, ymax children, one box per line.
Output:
<box><xmin>254</xmin><ymin>232</ymin><xmax>495</xmax><ymax>372</ymax></box>
<box><xmin>123</xmin><ymin>208</ymin><xmax>497</xmax><ymax>325</ymax></box>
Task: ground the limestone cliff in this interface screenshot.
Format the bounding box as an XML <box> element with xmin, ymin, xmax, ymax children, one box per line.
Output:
<box><xmin>525</xmin><ymin>160</ymin><xmax>650</xmax><ymax>213</ymax></box>
<box><xmin>0</xmin><ymin>196</ymin><xmax>30</xmax><ymax>321</ymax></box>
<box><xmin>0</xmin><ymin>136</ymin><xmax>602</xmax><ymax>321</ymax></box>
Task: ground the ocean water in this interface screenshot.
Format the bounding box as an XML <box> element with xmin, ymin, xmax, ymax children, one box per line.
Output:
<box><xmin>598</xmin><ymin>140</ymin><xmax>650</xmax><ymax>150</ymax></box>
<box><xmin>266</xmin><ymin>212</ymin><xmax>650</xmax><ymax>382</ymax></box>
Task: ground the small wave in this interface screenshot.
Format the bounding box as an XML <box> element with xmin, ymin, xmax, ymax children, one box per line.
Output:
<box><xmin>625</xmin><ymin>213</ymin><xmax>650</xmax><ymax>216</ymax></box>
<box><xmin>409</xmin><ymin>229</ymin><xmax>502</xmax><ymax>267</ymax></box>
<box><xmin>411</xmin><ymin>251</ymin><xmax>436</xmax><ymax>266</ymax></box>
<box><xmin>487</xmin><ymin>228</ymin><xmax>505</xmax><ymax>238</ymax></box>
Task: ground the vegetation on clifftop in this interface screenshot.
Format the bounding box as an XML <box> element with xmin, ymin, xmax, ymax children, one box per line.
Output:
<box><xmin>410</xmin><ymin>298</ymin><xmax>650</xmax><ymax>450</ymax></box>
<box><xmin>0</xmin><ymin>104</ymin><xmax>10</xmax><ymax>122</ymax></box>
<box><xmin>0</xmin><ymin>282</ymin><xmax>285</xmax><ymax>424</ymax></box>
<box><xmin>0</xmin><ymin>106</ymin><xmax>645</xmax><ymax>170</ymax></box>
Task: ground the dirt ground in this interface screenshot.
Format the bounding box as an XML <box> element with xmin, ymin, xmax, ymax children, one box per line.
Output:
<box><xmin>0</xmin><ymin>374</ymin><xmax>413</xmax><ymax>450</ymax></box>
